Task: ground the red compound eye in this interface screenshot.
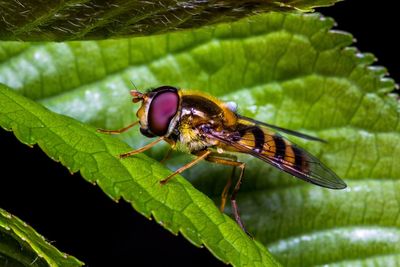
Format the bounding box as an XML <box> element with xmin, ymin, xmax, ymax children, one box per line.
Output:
<box><xmin>148</xmin><ymin>89</ymin><xmax>179</xmax><ymax>136</ymax></box>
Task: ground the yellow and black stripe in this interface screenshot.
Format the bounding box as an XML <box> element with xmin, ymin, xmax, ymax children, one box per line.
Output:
<box><xmin>234</xmin><ymin>123</ymin><xmax>309</xmax><ymax>175</ymax></box>
<box><xmin>205</xmin><ymin>114</ymin><xmax>345</xmax><ymax>189</ymax></box>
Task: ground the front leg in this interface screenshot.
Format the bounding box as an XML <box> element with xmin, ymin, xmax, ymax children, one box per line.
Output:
<box><xmin>119</xmin><ymin>136</ymin><xmax>165</xmax><ymax>158</ymax></box>
<box><xmin>97</xmin><ymin>121</ymin><xmax>139</xmax><ymax>134</ymax></box>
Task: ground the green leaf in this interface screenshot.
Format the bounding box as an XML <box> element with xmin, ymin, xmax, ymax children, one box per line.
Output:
<box><xmin>0</xmin><ymin>84</ymin><xmax>280</xmax><ymax>266</ymax></box>
<box><xmin>0</xmin><ymin>0</ymin><xmax>341</xmax><ymax>41</ymax></box>
<box><xmin>0</xmin><ymin>207</ymin><xmax>83</xmax><ymax>267</ymax></box>
<box><xmin>0</xmin><ymin>11</ymin><xmax>399</xmax><ymax>266</ymax></box>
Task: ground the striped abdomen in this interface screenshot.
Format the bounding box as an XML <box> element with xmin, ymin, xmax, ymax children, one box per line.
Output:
<box><xmin>233</xmin><ymin>124</ymin><xmax>309</xmax><ymax>174</ymax></box>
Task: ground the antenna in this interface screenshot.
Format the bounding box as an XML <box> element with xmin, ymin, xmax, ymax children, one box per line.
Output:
<box><xmin>130</xmin><ymin>80</ymin><xmax>138</xmax><ymax>91</ymax></box>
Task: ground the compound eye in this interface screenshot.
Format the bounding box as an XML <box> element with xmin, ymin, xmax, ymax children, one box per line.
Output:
<box><xmin>148</xmin><ymin>91</ymin><xmax>179</xmax><ymax>136</ymax></box>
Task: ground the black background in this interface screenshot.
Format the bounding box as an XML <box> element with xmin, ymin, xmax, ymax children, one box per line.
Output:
<box><xmin>0</xmin><ymin>2</ymin><xmax>398</xmax><ymax>266</ymax></box>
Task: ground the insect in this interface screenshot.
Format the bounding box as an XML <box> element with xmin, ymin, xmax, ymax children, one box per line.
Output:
<box><xmin>99</xmin><ymin>85</ymin><xmax>346</xmax><ymax>233</ymax></box>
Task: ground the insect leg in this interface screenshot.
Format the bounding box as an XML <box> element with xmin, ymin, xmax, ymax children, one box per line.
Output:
<box><xmin>220</xmin><ymin>168</ymin><xmax>233</xmax><ymax>212</ymax></box>
<box><xmin>97</xmin><ymin>121</ymin><xmax>139</xmax><ymax>134</ymax></box>
<box><xmin>119</xmin><ymin>136</ymin><xmax>164</xmax><ymax>158</ymax></box>
<box><xmin>204</xmin><ymin>154</ymin><xmax>248</xmax><ymax>235</ymax></box>
<box><xmin>160</xmin><ymin>150</ymin><xmax>212</xmax><ymax>185</ymax></box>
<box><xmin>204</xmin><ymin>153</ymin><xmax>238</xmax><ymax>212</ymax></box>
<box><xmin>232</xmin><ymin>163</ymin><xmax>247</xmax><ymax>235</ymax></box>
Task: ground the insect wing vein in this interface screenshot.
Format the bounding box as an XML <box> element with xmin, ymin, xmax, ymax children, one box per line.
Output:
<box><xmin>205</xmin><ymin>126</ymin><xmax>346</xmax><ymax>190</ymax></box>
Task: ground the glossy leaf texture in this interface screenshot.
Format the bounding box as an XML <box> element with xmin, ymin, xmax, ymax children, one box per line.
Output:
<box><xmin>0</xmin><ymin>208</ymin><xmax>83</xmax><ymax>267</ymax></box>
<box><xmin>0</xmin><ymin>84</ymin><xmax>280</xmax><ymax>266</ymax></box>
<box><xmin>0</xmin><ymin>0</ymin><xmax>342</xmax><ymax>41</ymax></box>
<box><xmin>0</xmin><ymin>12</ymin><xmax>399</xmax><ymax>266</ymax></box>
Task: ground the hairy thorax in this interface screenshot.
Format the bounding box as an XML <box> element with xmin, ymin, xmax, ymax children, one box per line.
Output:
<box><xmin>174</xmin><ymin>116</ymin><xmax>217</xmax><ymax>153</ymax></box>
<box><xmin>166</xmin><ymin>93</ymin><xmax>237</xmax><ymax>154</ymax></box>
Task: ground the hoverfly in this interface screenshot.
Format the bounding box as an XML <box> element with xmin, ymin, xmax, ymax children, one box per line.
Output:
<box><xmin>99</xmin><ymin>86</ymin><xmax>346</xmax><ymax>233</ymax></box>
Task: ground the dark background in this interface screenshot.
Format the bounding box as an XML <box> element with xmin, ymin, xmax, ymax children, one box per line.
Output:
<box><xmin>0</xmin><ymin>1</ymin><xmax>398</xmax><ymax>266</ymax></box>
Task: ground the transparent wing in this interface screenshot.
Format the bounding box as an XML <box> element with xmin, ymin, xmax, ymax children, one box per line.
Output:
<box><xmin>237</xmin><ymin>115</ymin><xmax>326</xmax><ymax>142</ymax></box>
<box><xmin>203</xmin><ymin>119</ymin><xmax>346</xmax><ymax>189</ymax></box>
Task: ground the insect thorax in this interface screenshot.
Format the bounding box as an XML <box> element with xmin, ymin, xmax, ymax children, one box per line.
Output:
<box><xmin>167</xmin><ymin>94</ymin><xmax>227</xmax><ymax>153</ymax></box>
<box><xmin>170</xmin><ymin>115</ymin><xmax>214</xmax><ymax>153</ymax></box>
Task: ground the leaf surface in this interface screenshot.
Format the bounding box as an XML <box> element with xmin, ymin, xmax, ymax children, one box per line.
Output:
<box><xmin>0</xmin><ymin>84</ymin><xmax>279</xmax><ymax>266</ymax></box>
<box><xmin>0</xmin><ymin>12</ymin><xmax>399</xmax><ymax>266</ymax></box>
<box><xmin>0</xmin><ymin>208</ymin><xmax>83</xmax><ymax>267</ymax></box>
<box><xmin>0</xmin><ymin>0</ymin><xmax>341</xmax><ymax>41</ymax></box>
